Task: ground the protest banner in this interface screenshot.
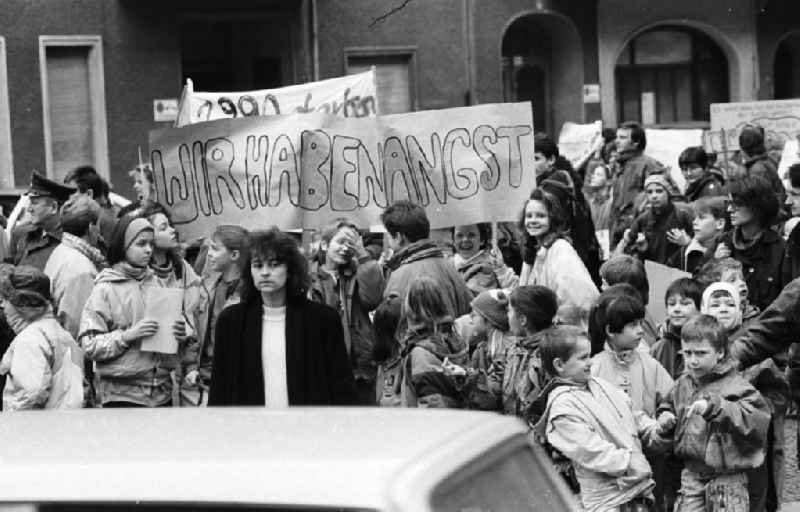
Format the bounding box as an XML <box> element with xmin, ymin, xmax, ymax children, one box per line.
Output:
<box><xmin>778</xmin><ymin>137</ymin><xmax>800</xmax><ymax>180</ymax></box>
<box><xmin>645</xmin><ymin>260</ymin><xmax>690</xmax><ymax>327</ymax></box>
<box><xmin>558</xmin><ymin>120</ymin><xmax>602</xmax><ymax>169</ymax></box>
<box><xmin>708</xmin><ymin>99</ymin><xmax>800</xmax><ymax>154</ymax></box>
<box><xmin>150</xmin><ymin>102</ymin><xmax>536</xmax><ymax>240</ymax></box>
<box><xmin>645</xmin><ymin>128</ymin><xmax>704</xmax><ymax>193</ymax></box>
<box><xmin>175</xmin><ymin>69</ymin><xmax>378</xmax><ymax>127</ymax></box>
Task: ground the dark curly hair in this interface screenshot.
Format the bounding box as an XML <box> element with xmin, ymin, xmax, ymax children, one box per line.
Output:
<box><xmin>241</xmin><ymin>227</ymin><xmax>310</xmax><ymax>303</ymax></box>
<box><xmin>519</xmin><ymin>188</ymin><xmax>568</xmax><ymax>265</ymax></box>
<box><xmin>728</xmin><ymin>174</ymin><xmax>779</xmax><ymax>227</ymax></box>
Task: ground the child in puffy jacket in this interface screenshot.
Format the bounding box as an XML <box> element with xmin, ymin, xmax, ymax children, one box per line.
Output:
<box><xmin>663</xmin><ymin>315</ymin><xmax>770</xmax><ymax>511</ymax></box>
<box><xmin>0</xmin><ymin>265</ymin><xmax>83</xmax><ymax>410</ymax></box>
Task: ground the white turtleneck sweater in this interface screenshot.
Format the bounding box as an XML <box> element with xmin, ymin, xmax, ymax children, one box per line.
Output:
<box><xmin>261</xmin><ymin>304</ymin><xmax>288</xmax><ymax>408</ymax></box>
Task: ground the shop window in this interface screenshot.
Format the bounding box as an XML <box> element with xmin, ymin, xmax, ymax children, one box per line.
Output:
<box><xmin>39</xmin><ymin>36</ymin><xmax>109</xmax><ymax>181</ymax></box>
<box><xmin>615</xmin><ymin>27</ymin><xmax>728</xmax><ymax>126</ymax></box>
<box><xmin>346</xmin><ymin>48</ymin><xmax>416</xmax><ymax>114</ymax></box>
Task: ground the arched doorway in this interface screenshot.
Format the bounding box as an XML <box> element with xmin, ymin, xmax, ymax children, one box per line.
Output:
<box><xmin>774</xmin><ymin>32</ymin><xmax>800</xmax><ymax>99</ymax></box>
<box><xmin>501</xmin><ymin>13</ymin><xmax>583</xmax><ymax>135</ymax></box>
<box><xmin>615</xmin><ymin>26</ymin><xmax>729</xmax><ymax>125</ymax></box>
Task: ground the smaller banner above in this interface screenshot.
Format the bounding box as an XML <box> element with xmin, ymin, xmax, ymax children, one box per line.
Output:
<box><xmin>709</xmin><ymin>99</ymin><xmax>800</xmax><ymax>153</ymax></box>
<box><xmin>175</xmin><ymin>69</ymin><xmax>378</xmax><ymax>127</ymax></box>
<box><xmin>558</xmin><ymin>120</ymin><xmax>602</xmax><ymax>170</ymax></box>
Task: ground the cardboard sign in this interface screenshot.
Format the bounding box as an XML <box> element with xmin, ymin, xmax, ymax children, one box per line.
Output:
<box><xmin>150</xmin><ymin>102</ymin><xmax>536</xmax><ymax>239</ymax></box>
<box><xmin>558</xmin><ymin>120</ymin><xmax>602</xmax><ymax>170</ymax></box>
<box><xmin>645</xmin><ymin>128</ymin><xmax>704</xmax><ymax>193</ymax></box>
<box><xmin>644</xmin><ymin>260</ymin><xmax>691</xmax><ymax>328</ymax></box>
<box><xmin>709</xmin><ymin>99</ymin><xmax>800</xmax><ymax>153</ymax></box>
<box><xmin>175</xmin><ymin>70</ymin><xmax>378</xmax><ymax>127</ymax></box>
<box><xmin>778</xmin><ymin>138</ymin><xmax>800</xmax><ymax>180</ymax></box>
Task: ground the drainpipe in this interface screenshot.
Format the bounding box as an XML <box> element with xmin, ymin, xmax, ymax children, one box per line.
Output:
<box><xmin>463</xmin><ymin>0</ymin><xmax>476</xmax><ymax>105</ymax></box>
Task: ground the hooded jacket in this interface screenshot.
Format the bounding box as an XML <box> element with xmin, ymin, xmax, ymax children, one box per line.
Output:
<box><xmin>539</xmin><ymin>376</ymin><xmax>663</xmax><ymax>512</ymax></box>
<box><xmin>0</xmin><ymin>311</ymin><xmax>83</xmax><ymax>410</ymax></box>
<box><xmin>384</xmin><ymin>240</ymin><xmax>473</xmax><ymax>318</ymax></box>
<box><xmin>400</xmin><ymin>320</ymin><xmax>468</xmax><ymax>408</ymax></box>
<box><xmin>664</xmin><ymin>359</ymin><xmax>770</xmax><ymax>475</ymax></box>
<box><xmin>78</xmin><ymin>266</ymin><xmax>175</xmax><ymax>406</ymax></box>
<box><xmin>309</xmin><ymin>255</ymin><xmax>385</xmax><ymax>381</ymax></box>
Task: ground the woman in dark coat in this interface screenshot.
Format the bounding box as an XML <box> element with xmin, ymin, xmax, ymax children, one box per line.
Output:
<box><xmin>209</xmin><ymin>227</ymin><xmax>358</xmax><ymax>407</ymax></box>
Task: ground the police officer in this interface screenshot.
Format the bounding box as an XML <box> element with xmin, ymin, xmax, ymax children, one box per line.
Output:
<box><xmin>9</xmin><ymin>171</ymin><xmax>75</xmax><ymax>270</ymax></box>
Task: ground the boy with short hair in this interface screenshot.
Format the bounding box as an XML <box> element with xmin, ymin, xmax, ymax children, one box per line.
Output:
<box><xmin>665</xmin><ymin>315</ymin><xmax>770</xmax><ymax>511</ymax></box>
<box><xmin>537</xmin><ymin>326</ymin><xmax>673</xmax><ymax>512</ymax></box>
<box><xmin>598</xmin><ymin>255</ymin><xmax>658</xmax><ymax>346</ymax></box>
<box><xmin>667</xmin><ymin>196</ymin><xmax>728</xmax><ymax>274</ymax></box>
<box><xmin>651</xmin><ymin>278</ymin><xmax>703</xmax><ymax>379</ymax></box>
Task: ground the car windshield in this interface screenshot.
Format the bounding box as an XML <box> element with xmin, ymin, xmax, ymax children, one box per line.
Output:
<box><xmin>430</xmin><ymin>443</ymin><xmax>573</xmax><ymax>511</ymax></box>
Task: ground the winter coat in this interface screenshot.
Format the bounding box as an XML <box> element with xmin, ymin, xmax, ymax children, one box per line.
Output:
<box><xmin>591</xmin><ymin>346</ymin><xmax>674</xmax><ymax>418</ymax></box>
<box><xmin>707</xmin><ymin>228</ymin><xmax>786</xmax><ymax>311</ymax></box>
<box><xmin>538</xmin><ymin>168</ymin><xmax>602</xmax><ymax>285</ymax></box>
<box><xmin>625</xmin><ymin>202</ymin><xmax>694</xmax><ymax>265</ymax></box>
<box><xmin>78</xmin><ymin>267</ymin><xmax>176</xmax><ymax>406</ymax></box>
<box><xmin>399</xmin><ymin>320</ymin><xmax>468</xmax><ymax>408</ymax></box>
<box><xmin>208</xmin><ymin>295</ymin><xmax>358</xmax><ymax>406</ymax></box>
<box><xmin>499</xmin><ymin>332</ymin><xmax>550</xmax><ymax>423</ymax></box>
<box><xmin>583</xmin><ymin>185</ymin><xmax>613</xmax><ymax>231</ymax></box>
<box><xmin>44</xmin><ymin>234</ymin><xmax>106</xmax><ymax>339</ymax></box>
<box><xmin>451</xmin><ymin>250</ymin><xmax>518</xmax><ymax>295</ymax></box>
<box><xmin>539</xmin><ymin>377</ymin><xmax>664</xmax><ymax>512</ymax></box>
<box><xmin>519</xmin><ymin>238</ymin><xmax>599</xmax><ymax>326</ymax></box>
<box><xmin>384</xmin><ymin>240</ymin><xmax>473</xmax><ymax>318</ymax></box>
<box><xmin>0</xmin><ymin>312</ymin><xmax>83</xmax><ymax>410</ymax></box>
<box><xmin>731</xmin><ymin>277</ymin><xmax>800</xmax><ymax>369</ymax></box>
<box><xmin>651</xmin><ymin>321</ymin><xmax>684</xmax><ymax>379</ymax></box>
<box><xmin>610</xmin><ymin>151</ymin><xmax>666</xmax><ymax>247</ymax></box>
<box><xmin>684</xmin><ymin>172</ymin><xmax>726</xmax><ymax>202</ymax></box>
<box><xmin>663</xmin><ymin>359</ymin><xmax>770</xmax><ymax>475</ymax></box>
<box><xmin>309</xmin><ymin>256</ymin><xmax>385</xmax><ymax>381</ymax></box>
<box><xmin>784</xmin><ymin>221</ymin><xmax>800</xmax><ymax>283</ymax></box>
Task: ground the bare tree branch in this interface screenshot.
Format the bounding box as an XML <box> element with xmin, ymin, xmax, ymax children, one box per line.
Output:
<box><xmin>369</xmin><ymin>0</ymin><xmax>414</xmax><ymax>28</ymax></box>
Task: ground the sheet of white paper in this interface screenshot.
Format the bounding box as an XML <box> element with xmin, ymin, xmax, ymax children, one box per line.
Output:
<box><xmin>141</xmin><ymin>287</ymin><xmax>184</xmax><ymax>354</ymax></box>
<box><xmin>778</xmin><ymin>139</ymin><xmax>799</xmax><ymax>180</ymax></box>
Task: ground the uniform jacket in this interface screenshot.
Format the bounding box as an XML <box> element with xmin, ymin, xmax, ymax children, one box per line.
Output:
<box><xmin>9</xmin><ymin>220</ymin><xmax>62</xmax><ymax>270</ymax></box>
<box><xmin>0</xmin><ymin>312</ymin><xmax>83</xmax><ymax>411</ymax></box>
<box><xmin>44</xmin><ymin>234</ymin><xmax>107</xmax><ymax>339</ymax></box>
<box><xmin>519</xmin><ymin>238</ymin><xmax>599</xmax><ymax>326</ymax></box>
<box><xmin>451</xmin><ymin>250</ymin><xmax>518</xmax><ymax>295</ymax></box>
<box><xmin>610</xmin><ymin>151</ymin><xmax>665</xmax><ymax>246</ymax></box>
<box><xmin>309</xmin><ymin>256</ymin><xmax>385</xmax><ymax>381</ymax></box>
<box><xmin>208</xmin><ymin>295</ymin><xmax>358</xmax><ymax>406</ymax></box>
<box><xmin>625</xmin><ymin>202</ymin><xmax>694</xmax><ymax>265</ymax></box>
<box><xmin>663</xmin><ymin>359</ymin><xmax>770</xmax><ymax>475</ymax></box>
<box><xmin>384</xmin><ymin>240</ymin><xmax>474</xmax><ymax>318</ymax></box>
<box><xmin>591</xmin><ymin>346</ymin><xmax>674</xmax><ymax>417</ymax></box>
<box><xmin>539</xmin><ymin>377</ymin><xmax>663</xmax><ymax>512</ymax></box>
<box><xmin>399</xmin><ymin>320</ymin><xmax>468</xmax><ymax>408</ymax></box>
<box><xmin>708</xmin><ymin>228</ymin><xmax>786</xmax><ymax>311</ymax></box>
<box><xmin>78</xmin><ymin>266</ymin><xmax>176</xmax><ymax>406</ymax></box>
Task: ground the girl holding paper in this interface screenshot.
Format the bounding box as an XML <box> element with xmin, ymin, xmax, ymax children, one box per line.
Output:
<box><xmin>78</xmin><ymin>216</ymin><xmax>187</xmax><ymax>407</ymax></box>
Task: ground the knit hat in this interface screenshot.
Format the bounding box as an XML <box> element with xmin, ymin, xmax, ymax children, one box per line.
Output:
<box><xmin>644</xmin><ymin>173</ymin><xmax>672</xmax><ymax>191</ymax></box>
<box><xmin>124</xmin><ymin>217</ymin><xmax>153</xmax><ymax>250</ymax></box>
<box><xmin>470</xmin><ymin>289</ymin><xmax>510</xmax><ymax>331</ymax></box>
<box><xmin>0</xmin><ymin>265</ymin><xmax>51</xmax><ymax>308</ymax></box>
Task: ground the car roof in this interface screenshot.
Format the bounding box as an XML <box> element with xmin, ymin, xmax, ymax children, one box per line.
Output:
<box><xmin>0</xmin><ymin>407</ymin><xmax>526</xmax><ymax>509</ymax></box>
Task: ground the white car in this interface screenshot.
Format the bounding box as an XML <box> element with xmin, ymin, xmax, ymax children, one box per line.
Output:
<box><xmin>0</xmin><ymin>408</ymin><xmax>577</xmax><ymax>511</ymax></box>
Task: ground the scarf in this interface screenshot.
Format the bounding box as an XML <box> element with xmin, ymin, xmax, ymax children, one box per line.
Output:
<box><xmin>114</xmin><ymin>261</ymin><xmax>150</xmax><ymax>282</ymax></box>
<box><xmin>61</xmin><ymin>233</ymin><xmax>108</xmax><ymax>270</ymax></box>
<box><xmin>150</xmin><ymin>257</ymin><xmax>176</xmax><ymax>280</ymax></box>
<box><xmin>731</xmin><ymin>227</ymin><xmax>764</xmax><ymax>251</ymax></box>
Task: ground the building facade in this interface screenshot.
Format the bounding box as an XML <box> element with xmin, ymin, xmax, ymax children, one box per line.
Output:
<box><xmin>0</xmin><ymin>0</ymin><xmax>797</xmax><ymax>196</ymax></box>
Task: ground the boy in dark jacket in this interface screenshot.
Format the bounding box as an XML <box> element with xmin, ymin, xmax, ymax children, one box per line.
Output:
<box><xmin>651</xmin><ymin>278</ymin><xmax>702</xmax><ymax>379</ymax></box>
<box><xmin>680</xmin><ymin>146</ymin><xmax>725</xmax><ymax>202</ymax></box>
<box><xmin>619</xmin><ymin>173</ymin><xmax>694</xmax><ymax>265</ymax></box>
<box><xmin>666</xmin><ymin>196</ymin><xmax>727</xmax><ymax>274</ymax></box>
<box><xmin>664</xmin><ymin>315</ymin><xmax>770</xmax><ymax>511</ymax></box>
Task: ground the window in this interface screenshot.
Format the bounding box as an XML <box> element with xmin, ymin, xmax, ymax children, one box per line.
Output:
<box><xmin>345</xmin><ymin>48</ymin><xmax>416</xmax><ymax>114</ymax></box>
<box><xmin>0</xmin><ymin>36</ymin><xmax>12</xmax><ymax>189</ymax></box>
<box><xmin>615</xmin><ymin>27</ymin><xmax>729</xmax><ymax>126</ymax></box>
<box><xmin>39</xmin><ymin>36</ymin><xmax>109</xmax><ymax>182</ymax></box>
